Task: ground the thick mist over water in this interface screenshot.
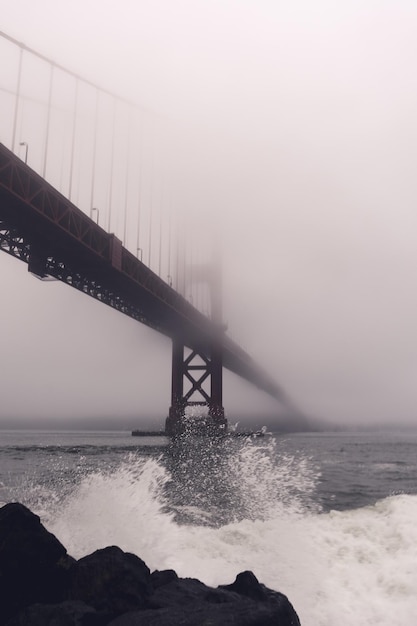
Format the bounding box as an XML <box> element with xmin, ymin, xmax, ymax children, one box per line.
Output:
<box><xmin>2</xmin><ymin>1</ymin><xmax>417</xmax><ymax>429</ymax></box>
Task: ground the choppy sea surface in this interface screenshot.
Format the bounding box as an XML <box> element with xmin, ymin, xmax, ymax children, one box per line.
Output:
<box><xmin>1</xmin><ymin>428</ymin><xmax>416</xmax><ymax>625</ymax></box>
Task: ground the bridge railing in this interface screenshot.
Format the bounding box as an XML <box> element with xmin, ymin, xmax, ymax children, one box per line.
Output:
<box><xmin>0</xmin><ymin>30</ymin><xmax>216</xmax><ymax>316</ymax></box>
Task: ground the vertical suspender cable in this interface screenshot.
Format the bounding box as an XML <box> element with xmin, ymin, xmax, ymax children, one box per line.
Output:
<box><xmin>42</xmin><ymin>63</ymin><xmax>54</xmax><ymax>179</ymax></box>
<box><xmin>148</xmin><ymin>122</ymin><xmax>155</xmax><ymax>268</ymax></box>
<box><xmin>197</xmin><ymin>243</ymin><xmax>201</xmax><ymax>313</ymax></box>
<box><xmin>158</xmin><ymin>206</ymin><xmax>162</xmax><ymax>277</ymax></box>
<box><xmin>59</xmin><ymin>137</ymin><xmax>66</xmax><ymax>192</ymax></box>
<box><xmin>122</xmin><ymin>104</ymin><xmax>131</xmax><ymax>246</ymax></box>
<box><xmin>191</xmin><ymin>236</ymin><xmax>194</xmax><ymax>305</ymax></box>
<box><xmin>148</xmin><ymin>176</ymin><xmax>153</xmax><ymax>268</ymax></box>
<box><xmin>181</xmin><ymin>211</ymin><xmax>186</xmax><ymax>296</ymax></box>
<box><xmin>188</xmin><ymin>234</ymin><xmax>192</xmax><ymax>303</ymax></box>
<box><xmin>68</xmin><ymin>77</ymin><xmax>79</xmax><ymax>201</ymax></box>
<box><xmin>176</xmin><ymin>211</ymin><xmax>181</xmax><ymax>294</ymax></box>
<box><xmin>158</xmin><ymin>174</ymin><xmax>163</xmax><ymax>277</ymax></box>
<box><xmin>11</xmin><ymin>47</ymin><xmax>23</xmax><ymax>153</ymax></box>
<box><xmin>136</xmin><ymin>114</ymin><xmax>143</xmax><ymax>260</ymax></box>
<box><xmin>18</xmin><ymin>98</ymin><xmax>25</xmax><ymax>151</ymax></box>
<box><xmin>107</xmin><ymin>97</ymin><xmax>117</xmax><ymax>233</ymax></box>
<box><xmin>175</xmin><ymin>209</ymin><xmax>179</xmax><ymax>292</ymax></box>
<box><xmin>89</xmin><ymin>88</ymin><xmax>99</xmax><ymax>217</ymax></box>
<box><xmin>167</xmin><ymin>210</ymin><xmax>172</xmax><ymax>285</ymax></box>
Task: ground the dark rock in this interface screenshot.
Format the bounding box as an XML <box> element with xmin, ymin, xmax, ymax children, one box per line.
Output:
<box><xmin>0</xmin><ymin>502</ymin><xmax>71</xmax><ymax>623</ymax></box>
<box><xmin>220</xmin><ymin>570</ymin><xmax>269</xmax><ymax>601</ymax></box>
<box><xmin>5</xmin><ymin>600</ymin><xmax>100</xmax><ymax>626</ymax></box>
<box><xmin>107</xmin><ymin>600</ymin><xmax>294</xmax><ymax>625</ymax></box>
<box><xmin>0</xmin><ymin>502</ymin><xmax>66</xmax><ymax>564</ymax></box>
<box><xmin>0</xmin><ymin>503</ymin><xmax>301</xmax><ymax>626</ymax></box>
<box><xmin>149</xmin><ymin>577</ymin><xmax>210</xmax><ymax>609</ymax></box>
<box><xmin>149</xmin><ymin>576</ymin><xmax>242</xmax><ymax>607</ymax></box>
<box><xmin>68</xmin><ymin>546</ymin><xmax>152</xmax><ymax>615</ymax></box>
<box><xmin>150</xmin><ymin>569</ymin><xmax>178</xmax><ymax>590</ymax></box>
<box><xmin>141</xmin><ymin>574</ymin><xmax>300</xmax><ymax>625</ymax></box>
<box><xmin>204</xmin><ymin>587</ymin><xmax>241</xmax><ymax>604</ymax></box>
<box><xmin>221</xmin><ymin>571</ymin><xmax>301</xmax><ymax>625</ymax></box>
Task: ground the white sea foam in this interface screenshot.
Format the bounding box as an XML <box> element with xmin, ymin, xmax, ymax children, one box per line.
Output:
<box><xmin>38</xmin><ymin>449</ymin><xmax>417</xmax><ymax>626</ymax></box>
<box><xmin>303</xmin><ymin>495</ymin><xmax>417</xmax><ymax>626</ymax></box>
<box><xmin>46</xmin><ymin>457</ymin><xmax>179</xmax><ymax>568</ymax></box>
<box><xmin>224</xmin><ymin>437</ymin><xmax>319</xmax><ymax>519</ymax></box>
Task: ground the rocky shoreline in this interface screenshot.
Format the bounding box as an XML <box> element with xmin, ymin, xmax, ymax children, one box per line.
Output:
<box><xmin>0</xmin><ymin>502</ymin><xmax>301</xmax><ymax>625</ymax></box>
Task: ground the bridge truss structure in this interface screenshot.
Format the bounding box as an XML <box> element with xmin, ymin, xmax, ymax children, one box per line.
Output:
<box><xmin>0</xmin><ymin>31</ymin><xmax>290</xmax><ymax>433</ymax></box>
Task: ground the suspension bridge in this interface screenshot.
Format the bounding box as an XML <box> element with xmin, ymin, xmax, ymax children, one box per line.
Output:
<box><xmin>0</xmin><ymin>31</ymin><xmax>291</xmax><ymax>434</ymax></box>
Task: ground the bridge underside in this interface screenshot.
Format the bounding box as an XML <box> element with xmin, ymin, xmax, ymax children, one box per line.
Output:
<box><xmin>0</xmin><ymin>142</ymin><xmax>291</xmax><ymax>428</ymax></box>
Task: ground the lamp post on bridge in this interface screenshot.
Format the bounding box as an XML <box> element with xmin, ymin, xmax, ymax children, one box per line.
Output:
<box><xmin>19</xmin><ymin>142</ymin><xmax>28</xmax><ymax>164</ymax></box>
<box><xmin>90</xmin><ymin>207</ymin><xmax>100</xmax><ymax>224</ymax></box>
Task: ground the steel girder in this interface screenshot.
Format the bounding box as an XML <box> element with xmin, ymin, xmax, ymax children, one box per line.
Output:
<box><xmin>0</xmin><ymin>142</ymin><xmax>289</xmax><ymax>407</ymax></box>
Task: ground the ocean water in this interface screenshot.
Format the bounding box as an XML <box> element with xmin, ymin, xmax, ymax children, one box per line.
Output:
<box><xmin>0</xmin><ymin>428</ymin><xmax>416</xmax><ymax>625</ymax></box>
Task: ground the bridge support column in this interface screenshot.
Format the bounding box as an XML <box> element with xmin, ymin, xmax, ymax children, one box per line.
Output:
<box><xmin>165</xmin><ymin>338</ymin><xmax>227</xmax><ymax>436</ymax></box>
<box><xmin>165</xmin><ymin>339</ymin><xmax>186</xmax><ymax>436</ymax></box>
<box><xmin>208</xmin><ymin>341</ymin><xmax>226</xmax><ymax>428</ymax></box>
<box><xmin>165</xmin><ymin>241</ymin><xmax>227</xmax><ymax>436</ymax></box>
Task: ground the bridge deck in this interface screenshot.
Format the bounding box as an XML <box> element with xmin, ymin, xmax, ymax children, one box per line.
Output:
<box><xmin>0</xmin><ymin>142</ymin><xmax>286</xmax><ymax>403</ymax></box>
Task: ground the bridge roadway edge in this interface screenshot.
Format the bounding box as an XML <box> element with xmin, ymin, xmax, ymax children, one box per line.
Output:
<box><xmin>0</xmin><ymin>142</ymin><xmax>287</xmax><ymax>406</ymax></box>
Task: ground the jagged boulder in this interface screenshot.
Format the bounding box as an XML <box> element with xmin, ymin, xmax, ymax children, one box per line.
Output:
<box><xmin>0</xmin><ymin>502</ymin><xmax>301</xmax><ymax>626</ymax></box>
<box><xmin>5</xmin><ymin>600</ymin><xmax>102</xmax><ymax>626</ymax></box>
<box><xmin>220</xmin><ymin>570</ymin><xmax>302</xmax><ymax>624</ymax></box>
<box><xmin>0</xmin><ymin>502</ymin><xmax>73</xmax><ymax>623</ymax></box>
<box><xmin>109</xmin><ymin>570</ymin><xmax>301</xmax><ymax>625</ymax></box>
<box><xmin>149</xmin><ymin>569</ymin><xmax>178</xmax><ymax>589</ymax></box>
<box><xmin>68</xmin><ymin>546</ymin><xmax>152</xmax><ymax>616</ymax></box>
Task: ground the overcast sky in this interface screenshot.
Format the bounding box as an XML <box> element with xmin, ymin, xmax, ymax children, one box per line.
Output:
<box><xmin>2</xmin><ymin>0</ymin><xmax>417</xmax><ymax>429</ymax></box>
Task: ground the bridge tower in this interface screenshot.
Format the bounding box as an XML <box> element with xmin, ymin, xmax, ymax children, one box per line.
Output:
<box><xmin>165</xmin><ymin>256</ymin><xmax>227</xmax><ymax>435</ymax></box>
